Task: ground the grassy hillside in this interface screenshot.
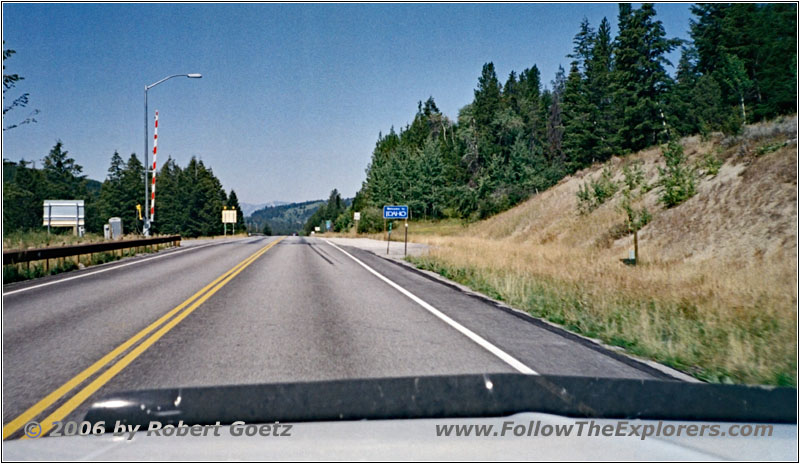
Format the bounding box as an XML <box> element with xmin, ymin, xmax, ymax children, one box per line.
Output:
<box><xmin>406</xmin><ymin>116</ymin><xmax>797</xmax><ymax>386</ymax></box>
<box><xmin>246</xmin><ymin>200</ymin><xmax>325</xmax><ymax>235</ymax></box>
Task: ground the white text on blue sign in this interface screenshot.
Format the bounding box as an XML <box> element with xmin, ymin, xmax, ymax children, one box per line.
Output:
<box><xmin>383</xmin><ymin>206</ymin><xmax>409</xmax><ymax>219</ymax></box>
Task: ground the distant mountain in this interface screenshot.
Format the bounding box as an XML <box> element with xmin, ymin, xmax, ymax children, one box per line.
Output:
<box><xmin>240</xmin><ymin>201</ymin><xmax>288</xmax><ymax>217</ymax></box>
<box><xmin>246</xmin><ymin>200</ymin><xmax>325</xmax><ymax>235</ymax></box>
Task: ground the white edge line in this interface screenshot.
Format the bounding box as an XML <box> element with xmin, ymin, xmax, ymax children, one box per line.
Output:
<box><xmin>323</xmin><ymin>239</ymin><xmax>538</xmax><ymax>375</ymax></box>
<box><xmin>3</xmin><ymin>241</ymin><xmax>226</xmax><ymax>296</ymax></box>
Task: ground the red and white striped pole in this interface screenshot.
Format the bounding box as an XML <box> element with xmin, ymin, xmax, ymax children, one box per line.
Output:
<box><xmin>150</xmin><ymin>110</ymin><xmax>158</xmax><ymax>222</ymax></box>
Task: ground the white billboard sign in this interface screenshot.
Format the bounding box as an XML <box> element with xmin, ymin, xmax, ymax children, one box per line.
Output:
<box><xmin>43</xmin><ymin>200</ymin><xmax>84</xmax><ymax>227</ymax></box>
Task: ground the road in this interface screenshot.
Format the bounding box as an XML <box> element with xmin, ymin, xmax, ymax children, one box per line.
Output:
<box><xmin>2</xmin><ymin>236</ymin><xmax>669</xmax><ymax>439</ymax></box>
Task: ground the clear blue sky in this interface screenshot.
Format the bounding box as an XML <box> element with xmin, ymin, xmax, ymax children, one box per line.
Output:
<box><xmin>2</xmin><ymin>3</ymin><xmax>694</xmax><ymax>205</ymax></box>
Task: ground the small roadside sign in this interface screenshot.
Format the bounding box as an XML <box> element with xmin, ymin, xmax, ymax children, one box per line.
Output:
<box><xmin>353</xmin><ymin>212</ymin><xmax>361</xmax><ymax>221</ymax></box>
<box><xmin>325</xmin><ymin>220</ymin><xmax>332</xmax><ymax>231</ymax></box>
<box><xmin>383</xmin><ymin>205</ymin><xmax>408</xmax><ymax>219</ymax></box>
<box><xmin>314</xmin><ymin>226</ymin><xmax>321</xmax><ymax>232</ymax></box>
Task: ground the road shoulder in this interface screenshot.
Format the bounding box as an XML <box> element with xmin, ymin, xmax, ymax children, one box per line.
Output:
<box><xmin>320</xmin><ymin>236</ymin><xmax>698</xmax><ymax>383</ymax></box>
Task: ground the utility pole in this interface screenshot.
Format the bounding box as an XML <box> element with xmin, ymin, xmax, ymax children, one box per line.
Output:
<box><xmin>143</xmin><ymin>73</ymin><xmax>202</xmax><ymax>236</ymax></box>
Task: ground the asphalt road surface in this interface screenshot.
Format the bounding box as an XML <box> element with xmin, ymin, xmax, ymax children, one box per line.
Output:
<box><xmin>3</xmin><ymin>236</ymin><xmax>668</xmax><ymax>439</ymax></box>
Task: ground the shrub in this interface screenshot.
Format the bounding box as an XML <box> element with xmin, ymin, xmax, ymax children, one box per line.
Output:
<box><xmin>701</xmin><ymin>153</ymin><xmax>723</xmax><ymax>177</ymax></box>
<box><xmin>356</xmin><ymin>207</ymin><xmax>383</xmax><ymax>233</ymax></box>
<box><xmin>576</xmin><ymin>182</ymin><xmax>594</xmax><ymax>214</ymax></box>
<box><xmin>333</xmin><ymin>212</ymin><xmax>353</xmax><ymax>232</ymax></box>
<box><xmin>756</xmin><ymin>141</ymin><xmax>785</xmax><ymax>156</ymax></box>
<box><xmin>592</xmin><ymin>167</ymin><xmax>619</xmax><ymax>205</ymax></box>
<box><xmin>622</xmin><ymin>162</ymin><xmax>645</xmax><ymax>192</ymax></box>
<box><xmin>576</xmin><ymin>167</ymin><xmax>619</xmax><ymax>214</ymax></box>
<box><xmin>658</xmin><ymin>141</ymin><xmax>697</xmax><ymax>208</ymax></box>
<box><xmin>620</xmin><ymin>195</ymin><xmax>652</xmax><ymax>233</ymax></box>
<box><xmin>721</xmin><ymin>109</ymin><xmax>744</xmax><ymax>136</ymax></box>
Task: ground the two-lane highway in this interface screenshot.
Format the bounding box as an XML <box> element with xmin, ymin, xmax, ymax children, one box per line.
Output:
<box><xmin>3</xmin><ymin>236</ymin><xmax>667</xmax><ymax>439</ymax></box>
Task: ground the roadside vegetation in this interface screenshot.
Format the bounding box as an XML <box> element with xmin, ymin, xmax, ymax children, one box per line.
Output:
<box><xmin>248</xmin><ymin>199</ymin><xmax>326</xmax><ymax>235</ymax></box>
<box><xmin>3</xmin><ymin>232</ymin><xmax>178</xmax><ymax>284</ymax></box>
<box><xmin>4</xmin><ymin>44</ymin><xmax>246</xmax><ymax>240</ymax></box>
<box><xmin>3</xmin><ymin>230</ymin><xmax>107</xmax><ymax>250</ymax></box>
<box><xmin>344</xmin><ymin>4</ymin><xmax>795</xmax><ymax>227</ymax></box>
<box><xmin>406</xmin><ymin>118</ymin><xmax>796</xmax><ymax>386</ymax></box>
<box><xmin>3</xmin><ymin>247</ymin><xmax>150</xmax><ymax>284</ymax></box>
<box><xmin>3</xmin><ymin>149</ymin><xmax>245</xmax><ymax>238</ymax></box>
<box><xmin>307</xmin><ymin>4</ymin><xmax>797</xmax><ymax>386</ymax></box>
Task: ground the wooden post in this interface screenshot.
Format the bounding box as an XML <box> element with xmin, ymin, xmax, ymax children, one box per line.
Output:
<box><xmin>404</xmin><ymin>219</ymin><xmax>408</xmax><ymax>257</ymax></box>
<box><xmin>386</xmin><ymin>221</ymin><xmax>392</xmax><ymax>255</ymax></box>
<box><xmin>634</xmin><ymin>229</ymin><xmax>639</xmax><ymax>265</ymax></box>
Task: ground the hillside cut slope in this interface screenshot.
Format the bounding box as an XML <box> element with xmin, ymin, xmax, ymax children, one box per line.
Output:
<box><xmin>412</xmin><ymin>116</ymin><xmax>797</xmax><ymax>385</ymax></box>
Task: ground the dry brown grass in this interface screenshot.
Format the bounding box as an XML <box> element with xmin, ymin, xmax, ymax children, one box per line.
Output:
<box><xmin>408</xmin><ymin>117</ymin><xmax>798</xmax><ymax>385</ymax></box>
<box><xmin>2</xmin><ymin>230</ymin><xmax>109</xmax><ymax>250</ymax></box>
<box><xmin>321</xmin><ymin>219</ymin><xmax>469</xmax><ymax>242</ymax></box>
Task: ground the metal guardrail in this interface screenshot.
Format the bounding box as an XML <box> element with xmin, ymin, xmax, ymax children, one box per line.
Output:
<box><xmin>3</xmin><ymin>235</ymin><xmax>181</xmax><ymax>266</ymax></box>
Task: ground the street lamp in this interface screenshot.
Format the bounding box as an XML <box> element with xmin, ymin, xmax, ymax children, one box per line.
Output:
<box><xmin>143</xmin><ymin>73</ymin><xmax>202</xmax><ymax>236</ymax></box>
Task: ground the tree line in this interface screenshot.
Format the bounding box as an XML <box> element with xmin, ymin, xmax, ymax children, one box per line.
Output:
<box><xmin>247</xmin><ymin>199</ymin><xmax>325</xmax><ymax>235</ymax></box>
<box><xmin>3</xmin><ymin>142</ymin><xmax>245</xmax><ymax>237</ymax></box>
<box><xmin>352</xmin><ymin>3</ymin><xmax>796</xmax><ymax>227</ymax></box>
<box><xmin>302</xmin><ymin>189</ymin><xmax>352</xmax><ymax>235</ymax></box>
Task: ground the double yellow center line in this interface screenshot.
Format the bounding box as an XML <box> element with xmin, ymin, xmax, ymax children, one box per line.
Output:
<box><xmin>3</xmin><ymin>237</ymin><xmax>284</xmax><ymax>440</ymax></box>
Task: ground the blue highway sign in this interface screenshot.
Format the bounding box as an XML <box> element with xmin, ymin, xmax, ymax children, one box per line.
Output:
<box><xmin>383</xmin><ymin>205</ymin><xmax>409</xmax><ymax>219</ymax></box>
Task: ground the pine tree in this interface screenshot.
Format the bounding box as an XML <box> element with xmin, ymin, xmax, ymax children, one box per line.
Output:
<box><xmin>546</xmin><ymin>66</ymin><xmax>566</xmax><ymax>164</ymax></box>
<box><xmin>98</xmin><ymin>151</ymin><xmax>126</xmax><ymax>223</ymax></box>
<box><xmin>120</xmin><ymin>154</ymin><xmax>145</xmax><ymax>232</ymax></box>
<box><xmin>753</xmin><ymin>3</ymin><xmax>796</xmax><ymax>118</ymax></box>
<box><xmin>153</xmin><ymin>157</ymin><xmax>184</xmax><ymax>235</ymax></box>
<box><xmin>503</xmin><ymin>71</ymin><xmax>520</xmax><ymax>114</ymax></box>
<box><xmin>562</xmin><ymin>17</ymin><xmax>609</xmax><ymax>171</ymax></box>
<box><xmin>690</xmin><ymin>3</ymin><xmax>796</xmax><ymax>122</ymax></box>
<box><xmin>474</xmin><ymin>62</ymin><xmax>503</xmax><ymax>134</ymax></box>
<box><xmin>42</xmin><ymin>141</ymin><xmax>87</xmax><ymax>199</ymax></box>
<box><xmin>612</xmin><ymin>3</ymin><xmax>679</xmax><ymax>151</ymax></box>
<box><xmin>518</xmin><ymin>65</ymin><xmax>544</xmax><ymax>150</ymax></box>
<box><xmin>568</xmin><ymin>18</ymin><xmax>596</xmax><ymax>74</ymax></box>
<box><xmin>473</xmin><ymin>63</ymin><xmax>503</xmax><ymax>182</ymax></box>
<box><xmin>562</xmin><ymin>62</ymin><xmax>595</xmax><ymax>170</ymax></box>
<box><xmin>2</xmin><ymin>160</ymin><xmax>43</xmax><ymax>230</ymax></box>
<box><xmin>586</xmin><ymin>17</ymin><xmax>618</xmax><ymax>160</ymax></box>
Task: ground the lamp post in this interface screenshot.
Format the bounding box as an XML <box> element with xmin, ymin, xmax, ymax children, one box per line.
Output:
<box><xmin>143</xmin><ymin>73</ymin><xmax>202</xmax><ymax>236</ymax></box>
